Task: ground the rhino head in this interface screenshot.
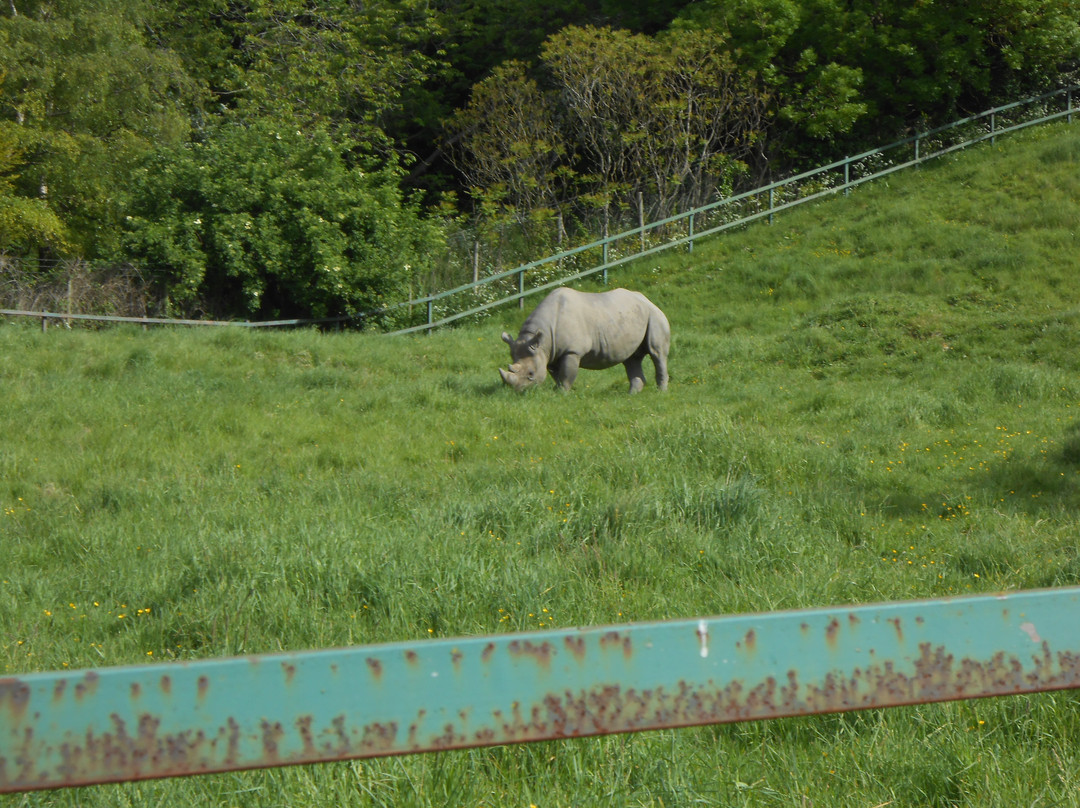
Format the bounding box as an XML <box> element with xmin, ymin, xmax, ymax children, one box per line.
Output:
<box><xmin>499</xmin><ymin>331</ymin><xmax>548</xmax><ymax>391</ymax></box>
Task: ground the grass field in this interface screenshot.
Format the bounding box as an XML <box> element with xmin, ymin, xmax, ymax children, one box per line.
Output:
<box><xmin>5</xmin><ymin>121</ymin><xmax>1080</xmax><ymax>806</ymax></box>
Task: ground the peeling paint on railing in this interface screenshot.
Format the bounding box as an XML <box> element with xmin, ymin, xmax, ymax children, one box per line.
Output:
<box><xmin>3</xmin><ymin>588</ymin><xmax>1080</xmax><ymax>792</ymax></box>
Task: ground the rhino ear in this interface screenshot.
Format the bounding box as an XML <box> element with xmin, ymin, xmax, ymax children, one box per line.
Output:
<box><xmin>502</xmin><ymin>331</ymin><xmax>514</xmax><ymax>346</ymax></box>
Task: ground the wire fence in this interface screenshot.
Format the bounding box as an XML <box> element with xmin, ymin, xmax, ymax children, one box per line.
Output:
<box><xmin>383</xmin><ymin>84</ymin><xmax>1077</xmax><ymax>335</ymax></box>
<box><xmin>1</xmin><ymin>85</ymin><xmax>1075</xmax><ymax>332</ymax></box>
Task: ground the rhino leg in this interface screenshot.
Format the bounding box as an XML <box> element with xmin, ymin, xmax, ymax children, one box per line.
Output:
<box><xmin>646</xmin><ymin>321</ymin><xmax>670</xmax><ymax>391</ymax></box>
<box><xmin>552</xmin><ymin>354</ymin><xmax>580</xmax><ymax>391</ymax></box>
<box><xmin>651</xmin><ymin>351</ymin><xmax>669</xmax><ymax>391</ymax></box>
<box><xmin>625</xmin><ymin>357</ymin><xmax>646</xmax><ymax>394</ymax></box>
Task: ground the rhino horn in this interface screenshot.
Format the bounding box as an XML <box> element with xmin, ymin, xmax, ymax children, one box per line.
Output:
<box><xmin>499</xmin><ymin>367</ymin><xmax>514</xmax><ymax>386</ymax></box>
<box><xmin>502</xmin><ymin>331</ymin><xmax>514</xmax><ymax>345</ymax></box>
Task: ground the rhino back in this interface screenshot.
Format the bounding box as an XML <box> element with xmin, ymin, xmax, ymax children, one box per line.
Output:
<box><xmin>537</xmin><ymin>288</ymin><xmax>660</xmax><ymax>368</ymax></box>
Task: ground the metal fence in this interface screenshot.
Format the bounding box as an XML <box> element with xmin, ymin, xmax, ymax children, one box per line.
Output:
<box><xmin>3</xmin><ymin>587</ymin><xmax>1080</xmax><ymax>792</ymax></box>
<box><xmin>385</xmin><ymin>85</ymin><xmax>1077</xmax><ymax>334</ymax></box>
<box><xmin>0</xmin><ymin>86</ymin><xmax>1075</xmax><ymax>332</ymax></box>
<box><xmin>1</xmin><ymin>86</ymin><xmax>1075</xmax><ymax>334</ymax></box>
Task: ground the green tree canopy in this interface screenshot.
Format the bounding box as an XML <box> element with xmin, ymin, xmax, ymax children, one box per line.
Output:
<box><xmin>671</xmin><ymin>0</ymin><xmax>1080</xmax><ymax>150</ymax></box>
<box><xmin>0</xmin><ymin>123</ymin><xmax>66</xmax><ymax>252</ymax></box>
<box><xmin>123</xmin><ymin>121</ymin><xmax>444</xmax><ymax>321</ymax></box>
<box><xmin>0</xmin><ymin>0</ymin><xmax>199</xmax><ymax>256</ymax></box>
<box><xmin>448</xmin><ymin>25</ymin><xmax>769</xmax><ymax>225</ymax></box>
<box><xmin>156</xmin><ymin>0</ymin><xmax>447</xmax><ymax>157</ymax></box>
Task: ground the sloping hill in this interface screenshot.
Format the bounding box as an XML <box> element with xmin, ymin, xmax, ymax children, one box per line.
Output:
<box><xmin>648</xmin><ymin>120</ymin><xmax>1080</xmax><ymax>377</ymax></box>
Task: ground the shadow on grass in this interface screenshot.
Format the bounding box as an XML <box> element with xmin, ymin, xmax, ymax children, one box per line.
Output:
<box><xmin>866</xmin><ymin>419</ymin><xmax>1080</xmax><ymax>519</ymax></box>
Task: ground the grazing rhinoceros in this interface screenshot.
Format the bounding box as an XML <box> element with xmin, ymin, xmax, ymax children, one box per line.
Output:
<box><xmin>499</xmin><ymin>287</ymin><xmax>670</xmax><ymax>393</ymax></box>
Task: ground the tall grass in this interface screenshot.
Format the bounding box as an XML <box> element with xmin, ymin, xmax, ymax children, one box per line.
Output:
<box><xmin>4</xmin><ymin>123</ymin><xmax>1080</xmax><ymax>806</ymax></box>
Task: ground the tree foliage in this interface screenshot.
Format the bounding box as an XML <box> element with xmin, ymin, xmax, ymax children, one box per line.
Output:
<box><xmin>449</xmin><ymin>25</ymin><xmax>769</xmax><ymax>226</ymax></box>
<box><xmin>0</xmin><ymin>123</ymin><xmax>66</xmax><ymax>251</ymax></box>
<box><xmin>448</xmin><ymin>61</ymin><xmax>571</xmax><ymax>226</ymax></box>
<box><xmin>0</xmin><ymin>0</ymin><xmax>198</xmax><ymax>256</ymax></box>
<box><xmin>0</xmin><ymin>0</ymin><xmax>1077</xmax><ymax>316</ymax></box>
<box><xmin>123</xmin><ymin>122</ymin><xmax>444</xmax><ymax>320</ymax></box>
<box><xmin>671</xmin><ymin>0</ymin><xmax>1080</xmax><ymax>149</ymax></box>
<box><xmin>155</xmin><ymin>0</ymin><xmax>447</xmax><ymax>155</ymax></box>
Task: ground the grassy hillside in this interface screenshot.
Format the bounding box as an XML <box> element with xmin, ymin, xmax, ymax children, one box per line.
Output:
<box><xmin>4</xmin><ymin>122</ymin><xmax>1080</xmax><ymax>806</ymax></box>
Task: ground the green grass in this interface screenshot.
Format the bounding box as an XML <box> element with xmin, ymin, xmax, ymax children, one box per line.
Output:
<box><xmin>5</xmin><ymin>122</ymin><xmax>1080</xmax><ymax>806</ymax></box>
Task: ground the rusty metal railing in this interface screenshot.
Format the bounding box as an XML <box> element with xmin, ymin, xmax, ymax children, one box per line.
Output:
<box><xmin>4</xmin><ymin>587</ymin><xmax>1080</xmax><ymax>792</ymax></box>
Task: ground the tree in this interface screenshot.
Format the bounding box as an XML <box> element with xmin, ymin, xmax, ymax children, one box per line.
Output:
<box><xmin>668</xmin><ymin>0</ymin><xmax>866</xmax><ymax>154</ymax></box>
<box><xmin>447</xmin><ymin>61</ymin><xmax>572</xmax><ymax>229</ymax></box>
<box><xmin>827</xmin><ymin>0</ymin><xmax>1080</xmax><ymax>127</ymax></box>
<box><xmin>0</xmin><ymin>0</ymin><xmax>199</xmax><ymax>256</ymax></box>
<box><xmin>446</xmin><ymin>24</ymin><xmax>770</xmax><ymax>232</ymax></box>
<box><xmin>0</xmin><ymin>123</ymin><xmax>66</xmax><ymax>252</ymax></box>
<box><xmin>671</xmin><ymin>0</ymin><xmax>1080</xmax><ymax>153</ymax></box>
<box><xmin>123</xmin><ymin>121</ymin><xmax>444</xmax><ymax>321</ymax></box>
<box><xmin>541</xmin><ymin>26</ymin><xmax>767</xmax><ymax>215</ymax></box>
<box><xmin>650</xmin><ymin>29</ymin><xmax>769</xmax><ymax>207</ymax></box>
<box><xmin>155</xmin><ymin>0</ymin><xmax>447</xmax><ymax>158</ymax></box>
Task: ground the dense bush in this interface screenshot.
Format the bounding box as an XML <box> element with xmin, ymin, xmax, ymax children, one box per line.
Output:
<box><xmin>122</xmin><ymin>122</ymin><xmax>444</xmax><ymax>320</ymax></box>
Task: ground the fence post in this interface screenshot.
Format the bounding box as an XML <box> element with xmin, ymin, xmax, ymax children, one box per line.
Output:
<box><xmin>991</xmin><ymin>112</ymin><xmax>996</xmax><ymax>145</ymax></box>
<box><xmin>914</xmin><ymin>134</ymin><xmax>920</xmax><ymax>164</ymax></box>
<box><xmin>518</xmin><ymin>269</ymin><xmax>525</xmax><ymax>308</ymax></box>
<box><xmin>638</xmin><ymin>191</ymin><xmax>646</xmax><ymax>253</ymax></box>
<box><xmin>1069</xmin><ymin>88</ymin><xmax>1074</xmax><ymax>124</ymax></box>
<box><xmin>426</xmin><ymin>299</ymin><xmax>433</xmax><ymax>332</ymax></box>
<box><xmin>602</xmin><ymin>221</ymin><xmax>610</xmax><ymax>286</ymax></box>
<box><xmin>768</xmin><ymin>187</ymin><xmax>774</xmax><ymax>226</ymax></box>
<box><xmin>688</xmin><ymin>212</ymin><xmax>694</xmax><ymax>253</ymax></box>
<box><xmin>844</xmin><ymin>157</ymin><xmax>851</xmax><ymax>196</ymax></box>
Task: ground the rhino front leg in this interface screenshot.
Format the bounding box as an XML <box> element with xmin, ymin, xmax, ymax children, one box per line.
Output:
<box><xmin>552</xmin><ymin>354</ymin><xmax>580</xmax><ymax>391</ymax></box>
<box><xmin>624</xmin><ymin>357</ymin><xmax>646</xmax><ymax>394</ymax></box>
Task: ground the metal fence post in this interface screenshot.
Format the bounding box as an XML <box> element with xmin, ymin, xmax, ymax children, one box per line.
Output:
<box><xmin>844</xmin><ymin>157</ymin><xmax>851</xmax><ymax>196</ymax></box>
<box><xmin>768</xmin><ymin>187</ymin><xmax>774</xmax><ymax>226</ymax></box>
<box><xmin>688</xmin><ymin>212</ymin><xmax>694</xmax><ymax>253</ymax></box>
<box><xmin>638</xmin><ymin>191</ymin><xmax>646</xmax><ymax>254</ymax></box>
<box><xmin>602</xmin><ymin>234</ymin><xmax>609</xmax><ymax>285</ymax></box>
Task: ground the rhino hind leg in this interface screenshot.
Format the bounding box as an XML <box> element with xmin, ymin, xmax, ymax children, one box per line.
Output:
<box><xmin>651</xmin><ymin>350</ymin><xmax>669</xmax><ymax>391</ymax></box>
<box><xmin>646</xmin><ymin>316</ymin><xmax>670</xmax><ymax>392</ymax></box>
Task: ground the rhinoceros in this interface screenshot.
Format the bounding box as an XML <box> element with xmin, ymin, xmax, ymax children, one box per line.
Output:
<box><xmin>499</xmin><ymin>287</ymin><xmax>670</xmax><ymax>393</ymax></box>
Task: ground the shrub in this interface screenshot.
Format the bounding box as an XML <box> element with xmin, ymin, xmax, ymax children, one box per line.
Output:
<box><xmin>122</xmin><ymin>121</ymin><xmax>443</xmax><ymax>320</ymax></box>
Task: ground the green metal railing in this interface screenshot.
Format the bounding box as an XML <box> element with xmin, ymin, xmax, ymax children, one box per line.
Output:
<box><xmin>1</xmin><ymin>87</ymin><xmax>1074</xmax><ymax>333</ymax></box>
<box><xmin>4</xmin><ymin>587</ymin><xmax>1080</xmax><ymax>792</ymax></box>
<box><xmin>385</xmin><ymin>85</ymin><xmax>1077</xmax><ymax>335</ymax></box>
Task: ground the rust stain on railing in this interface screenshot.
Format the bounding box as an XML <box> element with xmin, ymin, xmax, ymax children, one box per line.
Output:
<box><xmin>3</xmin><ymin>588</ymin><xmax>1080</xmax><ymax>792</ymax></box>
